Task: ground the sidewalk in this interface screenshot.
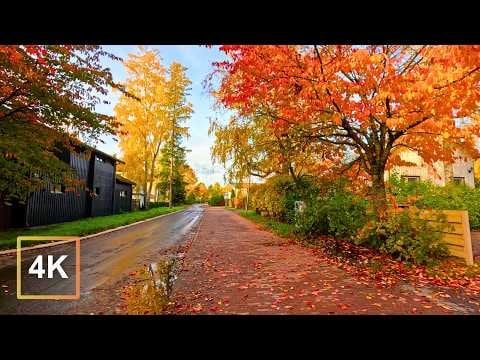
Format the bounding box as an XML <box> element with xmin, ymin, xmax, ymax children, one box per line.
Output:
<box><xmin>167</xmin><ymin>207</ymin><xmax>459</xmax><ymax>314</ymax></box>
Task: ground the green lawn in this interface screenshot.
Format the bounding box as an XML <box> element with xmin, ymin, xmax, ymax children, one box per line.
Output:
<box><xmin>0</xmin><ymin>205</ymin><xmax>186</xmax><ymax>250</ymax></box>
<box><xmin>232</xmin><ymin>208</ymin><xmax>296</xmax><ymax>238</ymax></box>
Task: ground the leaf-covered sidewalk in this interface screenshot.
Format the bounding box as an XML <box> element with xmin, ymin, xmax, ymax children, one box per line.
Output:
<box><xmin>166</xmin><ymin>207</ymin><xmax>478</xmax><ymax>314</ymax></box>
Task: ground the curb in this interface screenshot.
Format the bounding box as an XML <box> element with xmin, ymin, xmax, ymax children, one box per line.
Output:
<box><xmin>0</xmin><ymin>207</ymin><xmax>187</xmax><ymax>256</ymax></box>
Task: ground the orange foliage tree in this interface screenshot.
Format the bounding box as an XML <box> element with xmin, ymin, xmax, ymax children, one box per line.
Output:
<box><xmin>210</xmin><ymin>45</ymin><xmax>480</xmax><ymax>217</ymax></box>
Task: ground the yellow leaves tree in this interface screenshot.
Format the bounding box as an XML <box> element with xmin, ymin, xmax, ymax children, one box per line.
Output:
<box><xmin>114</xmin><ymin>47</ymin><xmax>168</xmax><ymax>206</ymax></box>
<box><xmin>189</xmin><ymin>182</ymin><xmax>208</xmax><ymax>203</ymax></box>
<box><xmin>181</xmin><ymin>163</ymin><xmax>198</xmax><ymax>196</ymax></box>
<box><xmin>210</xmin><ymin>112</ymin><xmax>338</xmax><ymax>185</ymax></box>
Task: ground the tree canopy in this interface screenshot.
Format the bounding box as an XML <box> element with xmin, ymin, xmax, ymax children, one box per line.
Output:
<box><xmin>1</xmin><ymin>45</ymin><xmax>127</xmax><ymax>201</ymax></box>
<box><xmin>209</xmin><ymin>45</ymin><xmax>480</xmax><ymax>216</ymax></box>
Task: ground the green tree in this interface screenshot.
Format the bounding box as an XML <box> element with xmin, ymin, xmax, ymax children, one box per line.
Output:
<box><xmin>164</xmin><ymin>62</ymin><xmax>193</xmax><ymax>207</ymax></box>
<box><xmin>157</xmin><ymin>135</ymin><xmax>188</xmax><ymax>205</ymax></box>
<box><xmin>0</xmin><ymin>45</ymin><xmax>127</xmax><ymax>202</ymax></box>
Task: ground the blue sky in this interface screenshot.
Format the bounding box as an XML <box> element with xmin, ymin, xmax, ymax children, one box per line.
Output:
<box><xmin>94</xmin><ymin>45</ymin><xmax>229</xmax><ymax>186</ymax></box>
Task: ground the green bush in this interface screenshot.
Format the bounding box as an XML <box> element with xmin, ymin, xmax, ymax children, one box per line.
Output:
<box><xmin>294</xmin><ymin>200</ymin><xmax>329</xmax><ymax>238</ymax></box>
<box><xmin>388</xmin><ymin>173</ymin><xmax>480</xmax><ymax>229</ymax></box>
<box><xmin>148</xmin><ymin>202</ymin><xmax>169</xmax><ymax>208</ymax></box>
<box><xmin>208</xmin><ymin>194</ymin><xmax>225</xmax><ymax>206</ymax></box>
<box><xmin>294</xmin><ymin>178</ymin><xmax>369</xmax><ymax>240</ymax></box>
<box><xmin>324</xmin><ymin>190</ymin><xmax>369</xmax><ymax>239</ymax></box>
<box><xmin>249</xmin><ymin>175</ymin><xmax>320</xmax><ymax>223</ymax></box>
<box><xmin>356</xmin><ymin>208</ymin><xmax>449</xmax><ymax>266</ymax></box>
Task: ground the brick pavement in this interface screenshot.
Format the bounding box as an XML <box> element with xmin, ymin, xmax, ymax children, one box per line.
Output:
<box><xmin>167</xmin><ymin>207</ymin><xmax>457</xmax><ymax>314</ymax></box>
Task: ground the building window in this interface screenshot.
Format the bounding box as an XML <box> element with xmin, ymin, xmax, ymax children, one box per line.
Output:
<box><xmin>50</xmin><ymin>183</ymin><xmax>63</xmax><ymax>194</ymax></box>
<box><xmin>94</xmin><ymin>187</ymin><xmax>101</xmax><ymax>196</ymax></box>
<box><xmin>119</xmin><ymin>190</ymin><xmax>127</xmax><ymax>198</ymax></box>
<box><xmin>452</xmin><ymin>177</ymin><xmax>465</xmax><ymax>185</ymax></box>
<box><xmin>95</xmin><ymin>156</ymin><xmax>104</xmax><ymax>163</ymax></box>
<box><xmin>401</xmin><ymin>175</ymin><xmax>420</xmax><ymax>183</ymax></box>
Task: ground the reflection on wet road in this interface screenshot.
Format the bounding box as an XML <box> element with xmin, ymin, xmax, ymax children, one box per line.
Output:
<box><xmin>0</xmin><ymin>204</ymin><xmax>204</xmax><ymax>314</ymax></box>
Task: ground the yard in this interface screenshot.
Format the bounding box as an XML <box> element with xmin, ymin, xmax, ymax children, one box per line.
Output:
<box><xmin>0</xmin><ymin>205</ymin><xmax>186</xmax><ymax>250</ymax></box>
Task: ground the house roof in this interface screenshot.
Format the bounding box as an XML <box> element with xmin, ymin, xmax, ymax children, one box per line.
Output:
<box><xmin>36</xmin><ymin>123</ymin><xmax>125</xmax><ymax>164</ymax></box>
<box><xmin>116</xmin><ymin>174</ymin><xmax>136</xmax><ymax>186</ymax></box>
<box><xmin>79</xmin><ymin>143</ymin><xmax>125</xmax><ymax>164</ymax></box>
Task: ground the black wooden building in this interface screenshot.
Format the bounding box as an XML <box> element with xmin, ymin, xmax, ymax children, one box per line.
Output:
<box><xmin>0</xmin><ymin>143</ymin><xmax>135</xmax><ymax>229</ymax></box>
<box><xmin>114</xmin><ymin>174</ymin><xmax>135</xmax><ymax>214</ymax></box>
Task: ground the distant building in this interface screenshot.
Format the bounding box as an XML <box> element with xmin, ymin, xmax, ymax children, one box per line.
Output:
<box><xmin>0</xmin><ymin>143</ymin><xmax>136</xmax><ymax>230</ymax></box>
<box><xmin>114</xmin><ymin>174</ymin><xmax>135</xmax><ymax>214</ymax></box>
<box><xmin>385</xmin><ymin>149</ymin><xmax>475</xmax><ymax>188</ymax></box>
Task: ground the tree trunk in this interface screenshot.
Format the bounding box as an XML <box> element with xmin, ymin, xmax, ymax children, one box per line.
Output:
<box><xmin>245</xmin><ymin>176</ymin><xmax>251</xmax><ymax>211</ymax></box>
<box><xmin>143</xmin><ymin>161</ymin><xmax>149</xmax><ymax>209</ymax></box>
<box><xmin>371</xmin><ymin>167</ymin><xmax>387</xmax><ymax>220</ymax></box>
<box><xmin>169</xmin><ymin>117</ymin><xmax>175</xmax><ymax>208</ymax></box>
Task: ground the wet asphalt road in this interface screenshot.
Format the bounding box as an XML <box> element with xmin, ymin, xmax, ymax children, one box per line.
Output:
<box><xmin>0</xmin><ymin>204</ymin><xmax>204</xmax><ymax>314</ymax></box>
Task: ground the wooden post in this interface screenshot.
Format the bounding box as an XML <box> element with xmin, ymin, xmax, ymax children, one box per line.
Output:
<box><xmin>461</xmin><ymin>210</ymin><xmax>474</xmax><ymax>265</ymax></box>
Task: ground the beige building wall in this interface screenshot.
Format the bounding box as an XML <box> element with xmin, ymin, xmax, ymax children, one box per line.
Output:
<box><xmin>385</xmin><ymin>149</ymin><xmax>475</xmax><ymax>188</ymax></box>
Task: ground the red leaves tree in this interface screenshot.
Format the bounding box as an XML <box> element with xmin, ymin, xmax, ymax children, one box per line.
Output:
<box><xmin>211</xmin><ymin>45</ymin><xmax>480</xmax><ymax>217</ymax></box>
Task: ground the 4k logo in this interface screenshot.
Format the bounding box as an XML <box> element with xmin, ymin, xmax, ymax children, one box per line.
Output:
<box><xmin>28</xmin><ymin>255</ymin><xmax>69</xmax><ymax>279</ymax></box>
<box><xmin>17</xmin><ymin>236</ymin><xmax>80</xmax><ymax>300</ymax></box>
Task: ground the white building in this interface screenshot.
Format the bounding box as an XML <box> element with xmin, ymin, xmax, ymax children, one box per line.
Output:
<box><xmin>385</xmin><ymin>149</ymin><xmax>475</xmax><ymax>188</ymax></box>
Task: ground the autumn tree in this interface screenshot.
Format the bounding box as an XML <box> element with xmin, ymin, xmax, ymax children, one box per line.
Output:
<box><xmin>211</xmin><ymin>45</ymin><xmax>480</xmax><ymax>217</ymax></box>
<box><xmin>182</xmin><ymin>163</ymin><xmax>198</xmax><ymax>197</ymax></box>
<box><xmin>157</xmin><ymin>139</ymin><xmax>188</xmax><ymax>205</ymax></box>
<box><xmin>115</xmin><ymin>48</ymin><xmax>168</xmax><ymax>207</ymax></box>
<box><xmin>192</xmin><ymin>182</ymin><xmax>209</xmax><ymax>203</ymax></box>
<box><xmin>0</xmin><ymin>45</ymin><xmax>126</xmax><ymax>201</ymax></box>
<box><xmin>164</xmin><ymin>62</ymin><xmax>193</xmax><ymax>207</ymax></box>
<box><xmin>207</xmin><ymin>182</ymin><xmax>225</xmax><ymax>205</ymax></box>
<box><xmin>210</xmin><ymin>112</ymin><xmax>341</xmax><ymax>185</ymax></box>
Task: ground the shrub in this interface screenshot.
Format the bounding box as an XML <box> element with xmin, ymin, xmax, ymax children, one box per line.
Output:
<box><xmin>148</xmin><ymin>202</ymin><xmax>169</xmax><ymax>208</ymax></box>
<box><xmin>388</xmin><ymin>173</ymin><xmax>480</xmax><ymax>229</ymax></box>
<box><xmin>294</xmin><ymin>200</ymin><xmax>329</xmax><ymax>238</ymax></box>
<box><xmin>294</xmin><ymin>178</ymin><xmax>369</xmax><ymax>240</ymax></box>
<box><xmin>208</xmin><ymin>194</ymin><xmax>225</xmax><ymax>206</ymax></box>
<box><xmin>323</xmin><ymin>190</ymin><xmax>369</xmax><ymax>239</ymax></box>
<box><xmin>249</xmin><ymin>175</ymin><xmax>319</xmax><ymax>223</ymax></box>
<box><xmin>356</xmin><ymin>208</ymin><xmax>450</xmax><ymax>266</ymax></box>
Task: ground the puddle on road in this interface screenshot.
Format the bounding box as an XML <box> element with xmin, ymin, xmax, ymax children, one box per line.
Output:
<box><xmin>121</xmin><ymin>255</ymin><xmax>178</xmax><ymax>314</ymax></box>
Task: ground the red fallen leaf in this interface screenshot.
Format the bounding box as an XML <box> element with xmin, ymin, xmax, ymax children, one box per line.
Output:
<box><xmin>192</xmin><ymin>304</ymin><xmax>203</xmax><ymax>312</ymax></box>
<box><xmin>209</xmin><ymin>306</ymin><xmax>219</xmax><ymax>312</ymax></box>
<box><xmin>284</xmin><ymin>305</ymin><xmax>293</xmax><ymax>309</ymax></box>
<box><xmin>338</xmin><ymin>304</ymin><xmax>350</xmax><ymax>310</ymax></box>
<box><xmin>238</xmin><ymin>285</ymin><xmax>249</xmax><ymax>290</ymax></box>
<box><xmin>412</xmin><ymin>307</ymin><xmax>418</xmax><ymax>313</ymax></box>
